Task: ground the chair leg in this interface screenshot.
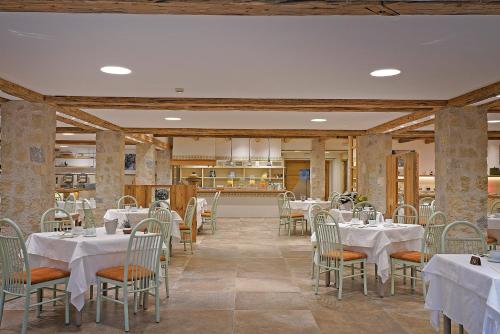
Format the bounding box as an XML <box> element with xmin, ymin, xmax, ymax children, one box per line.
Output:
<box><xmin>311</xmin><ymin>247</ymin><xmax>315</xmax><ymax>279</ymax></box>
<box><xmin>53</xmin><ymin>284</ymin><xmax>57</xmax><ymax>306</ymax></box>
<box><xmin>89</xmin><ymin>284</ymin><xmax>94</xmax><ymax>300</ymax></box>
<box><xmin>36</xmin><ymin>289</ymin><xmax>42</xmax><ymax>317</ymax></box>
<box><xmin>155</xmin><ymin>286</ymin><xmax>160</xmax><ymax>323</ymax></box>
<box><xmin>338</xmin><ymin>267</ymin><xmax>344</xmax><ymax>301</ymax></box>
<box><xmin>351</xmin><ymin>264</ymin><xmax>355</xmax><ymax>281</ymax></box>
<box><xmin>190</xmin><ymin>235</ymin><xmax>193</xmax><ymax>254</ymax></box>
<box><xmin>363</xmin><ymin>261</ymin><xmax>368</xmax><ymax>296</ymax></box>
<box><xmin>133</xmin><ymin>281</ymin><xmax>139</xmax><ymax>315</ymax></box>
<box><xmin>64</xmin><ymin>281</ymin><xmax>69</xmax><ymax>325</ymax></box>
<box><xmin>123</xmin><ymin>286</ymin><xmax>130</xmax><ymax>332</ymax></box>
<box><xmin>403</xmin><ymin>265</ymin><xmax>407</xmax><ymax>285</ymax></box>
<box><xmin>21</xmin><ymin>294</ymin><xmax>29</xmax><ymax>334</ymax></box>
<box><xmin>164</xmin><ymin>264</ymin><xmax>169</xmax><ymax>298</ymax></box>
<box><xmin>96</xmin><ymin>281</ymin><xmax>102</xmax><ymax>323</ymax></box>
<box><xmin>391</xmin><ymin>260</ymin><xmax>396</xmax><ymax>296</ymax></box>
<box><xmin>0</xmin><ymin>288</ymin><xmax>5</xmax><ymax>327</ymax></box>
<box><xmin>115</xmin><ymin>286</ymin><xmax>119</xmax><ymax>300</ymax></box>
<box><xmin>315</xmin><ymin>264</ymin><xmax>320</xmax><ymax>295</ymax></box>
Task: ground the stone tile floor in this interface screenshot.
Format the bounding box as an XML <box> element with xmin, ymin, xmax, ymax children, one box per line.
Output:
<box><xmin>1</xmin><ymin>218</ymin><xmax>458</xmax><ymax>333</ymax></box>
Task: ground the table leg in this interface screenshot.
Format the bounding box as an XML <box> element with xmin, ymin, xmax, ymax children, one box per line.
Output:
<box><xmin>377</xmin><ymin>278</ymin><xmax>387</xmax><ymax>298</ymax></box>
<box><xmin>75</xmin><ymin>307</ymin><xmax>82</xmax><ymax>327</ymax></box>
<box><xmin>443</xmin><ymin>315</ymin><xmax>451</xmax><ymax>334</ymax></box>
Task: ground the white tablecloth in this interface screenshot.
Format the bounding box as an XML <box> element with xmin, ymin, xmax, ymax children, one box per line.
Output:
<box><xmin>488</xmin><ymin>215</ymin><xmax>500</xmax><ymax>229</ymax></box>
<box><xmin>289</xmin><ymin>200</ymin><xmax>330</xmax><ymax>213</ymax></box>
<box><xmin>103</xmin><ymin>208</ymin><xmax>182</xmax><ymax>241</ymax></box>
<box><xmin>329</xmin><ymin>208</ymin><xmax>383</xmax><ymax>223</ymax></box>
<box><xmin>56</xmin><ymin>200</ymin><xmax>96</xmax><ymax>212</ymax></box>
<box><xmin>167</xmin><ymin>198</ymin><xmax>208</xmax><ymax>229</ymax></box>
<box><xmin>314</xmin><ymin>222</ymin><xmax>423</xmax><ymax>283</ymax></box>
<box><xmin>423</xmin><ymin>254</ymin><xmax>500</xmax><ymax>334</ymax></box>
<box><xmin>27</xmin><ymin>227</ymin><xmax>132</xmax><ymax>310</ymax></box>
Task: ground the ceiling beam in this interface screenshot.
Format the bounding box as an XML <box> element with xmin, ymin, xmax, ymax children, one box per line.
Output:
<box><xmin>389</xmin><ymin>118</ymin><xmax>435</xmax><ymax>135</ymax></box>
<box><xmin>367</xmin><ymin>110</ymin><xmax>436</xmax><ymax>134</ymax></box>
<box><xmin>56</xmin><ymin>115</ymin><xmax>96</xmax><ymax>131</ymax></box>
<box><xmin>45</xmin><ymin>96</ymin><xmax>445</xmax><ymax>112</ymax></box>
<box><xmin>1</xmin><ymin>1</ymin><xmax>500</xmax><ymax>15</ymax></box>
<box><xmin>448</xmin><ymin>80</ymin><xmax>500</xmax><ymax>106</ymax></box>
<box><xmin>0</xmin><ymin>77</ymin><xmax>44</xmax><ymax>102</ymax></box>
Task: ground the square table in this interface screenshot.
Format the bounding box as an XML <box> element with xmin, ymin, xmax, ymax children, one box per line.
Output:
<box><xmin>423</xmin><ymin>254</ymin><xmax>500</xmax><ymax>334</ymax></box>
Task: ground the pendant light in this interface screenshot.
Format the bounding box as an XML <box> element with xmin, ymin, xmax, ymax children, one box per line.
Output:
<box><xmin>229</xmin><ymin>138</ymin><xmax>234</xmax><ymax>166</ymax></box>
<box><xmin>246</xmin><ymin>138</ymin><xmax>252</xmax><ymax>166</ymax></box>
<box><xmin>267</xmin><ymin>138</ymin><xmax>272</xmax><ymax>166</ymax></box>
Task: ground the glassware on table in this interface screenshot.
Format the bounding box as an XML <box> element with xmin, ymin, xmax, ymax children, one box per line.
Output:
<box><xmin>300</xmin><ymin>195</ymin><xmax>306</xmax><ymax>201</ymax></box>
<box><xmin>351</xmin><ymin>217</ymin><xmax>360</xmax><ymax>225</ymax></box>
<box><xmin>84</xmin><ymin>227</ymin><xmax>96</xmax><ymax>237</ymax></box>
<box><xmin>72</xmin><ymin>226</ymin><xmax>84</xmax><ymax>235</ymax></box>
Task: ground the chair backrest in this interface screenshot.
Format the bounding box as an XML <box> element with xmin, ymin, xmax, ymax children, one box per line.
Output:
<box><xmin>284</xmin><ymin>191</ymin><xmax>296</xmax><ymax>201</ymax></box>
<box><xmin>210</xmin><ymin>192</ymin><xmax>221</xmax><ymax>219</ymax></box>
<box><xmin>148</xmin><ymin>200</ymin><xmax>170</xmax><ymax>217</ymax></box>
<box><xmin>331</xmin><ymin>195</ymin><xmax>354</xmax><ymax>210</ymax></box>
<box><xmin>183</xmin><ymin>197</ymin><xmax>197</xmax><ymax>229</ymax></box>
<box><xmin>430</xmin><ymin>200</ymin><xmax>436</xmax><ymax>212</ymax></box>
<box><xmin>0</xmin><ymin>218</ymin><xmax>31</xmax><ymax>295</ymax></box>
<box><xmin>491</xmin><ymin>200</ymin><xmax>500</xmax><ymax>215</ymax></box>
<box><xmin>420</xmin><ymin>211</ymin><xmax>447</xmax><ymax>265</ymax></box>
<box><xmin>352</xmin><ymin>201</ymin><xmax>377</xmax><ymax>221</ymax></box>
<box><xmin>419</xmin><ymin>200</ymin><xmax>434</xmax><ymax>226</ymax></box>
<box><xmin>124</xmin><ymin>218</ymin><xmax>164</xmax><ymax>283</ymax></box>
<box><xmin>392</xmin><ymin>204</ymin><xmax>418</xmax><ymax>224</ymax></box>
<box><xmin>63</xmin><ymin>196</ymin><xmax>77</xmax><ymax>214</ymax></box>
<box><xmin>117</xmin><ymin>195</ymin><xmax>138</xmax><ymax>209</ymax></box>
<box><xmin>149</xmin><ymin>208</ymin><xmax>173</xmax><ymax>259</ymax></box>
<box><xmin>314</xmin><ymin>211</ymin><xmax>344</xmax><ymax>264</ymax></box>
<box><xmin>308</xmin><ymin>203</ymin><xmax>324</xmax><ymax>233</ymax></box>
<box><xmin>328</xmin><ymin>191</ymin><xmax>340</xmax><ymax>203</ymax></box>
<box><xmin>441</xmin><ymin>220</ymin><xmax>487</xmax><ymax>255</ymax></box>
<box><xmin>82</xmin><ymin>199</ymin><xmax>96</xmax><ymax>229</ymax></box>
<box><xmin>419</xmin><ymin>197</ymin><xmax>434</xmax><ymax>206</ymax></box>
<box><xmin>40</xmin><ymin>208</ymin><xmax>75</xmax><ymax>232</ymax></box>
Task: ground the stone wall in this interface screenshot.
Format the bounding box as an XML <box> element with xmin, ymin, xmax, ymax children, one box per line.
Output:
<box><xmin>310</xmin><ymin>138</ymin><xmax>326</xmax><ymax>200</ymax></box>
<box><xmin>357</xmin><ymin>134</ymin><xmax>392</xmax><ymax>214</ymax></box>
<box><xmin>135</xmin><ymin>142</ymin><xmax>156</xmax><ymax>185</ymax></box>
<box><xmin>0</xmin><ymin>101</ymin><xmax>56</xmax><ymax>234</ymax></box>
<box><xmin>435</xmin><ymin>106</ymin><xmax>488</xmax><ymax>229</ymax></box>
<box><xmin>156</xmin><ymin>147</ymin><xmax>172</xmax><ymax>185</ymax></box>
<box><xmin>95</xmin><ymin>131</ymin><xmax>124</xmax><ymax>218</ymax></box>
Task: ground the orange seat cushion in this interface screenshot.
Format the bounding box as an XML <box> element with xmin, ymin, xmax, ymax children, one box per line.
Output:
<box><xmin>390</xmin><ymin>251</ymin><xmax>429</xmax><ymax>263</ymax></box>
<box><xmin>323</xmin><ymin>250</ymin><xmax>367</xmax><ymax>261</ymax></box>
<box><xmin>20</xmin><ymin>267</ymin><xmax>70</xmax><ymax>285</ymax></box>
<box><xmin>487</xmin><ymin>236</ymin><xmax>497</xmax><ymax>244</ymax></box>
<box><xmin>201</xmin><ymin>212</ymin><xmax>211</xmax><ymax>218</ymax></box>
<box><xmin>204</xmin><ymin>210</ymin><xmax>212</xmax><ymax>214</ymax></box>
<box><xmin>179</xmin><ymin>223</ymin><xmax>191</xmax><ymax>230</ymax></box>
<box><xmin>160</xmin><ymin>255</ymin><xmax>167</xmax><ymax>262</ymax></box>
<box><xmin>96</xmin><ymin>265</ymin><xmax>153</xmax><ymax>282</ymax></box>
<box><xmin>290</xmin><ymin>213</ymin><xmax>304</xmax><ymax>219</ymax></box>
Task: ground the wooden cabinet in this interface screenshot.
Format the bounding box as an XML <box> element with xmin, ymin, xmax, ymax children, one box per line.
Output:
<box><xmin>386</xmin><ymin>151</ymin><xmax>419</xmax><ymax>217</ymax></box>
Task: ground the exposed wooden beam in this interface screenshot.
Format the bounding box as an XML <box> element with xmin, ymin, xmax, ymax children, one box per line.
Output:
<box><xmin>51</xmin><ymin>104</ymin><xmax>121</xmax><ymax>131</ymax></box>
<box><xmin>397</xmin><ymin>138</ymin><xmax>416</xmax><ymax>144</ymax></box>
<box><xmin>424</xmin><ymin>138</ymin><xmax>435</xmax><ymax>144</ymax></box>
<box><xmin>1</xmin><ymin>1</ymin><xmax>500</xmax><ymax>15</ymax></box>
<box><xmin>0</xmin><ymin>97</ymin><xmax>9</xmax><ymax>103</ymax></box>
<box><xmin>56</xmin><ymin>127</ymin><xmax>95</xmax><ymax>134</ymax></box>
<box><xmin>367</xmin><ymin>110</ymin><xmax>436</xmax><ymax>134</ymax></box>
<box><xmin>448</xmin><ymin>80</ymin><xmax>500</xmax><ymax>106</ymax></box>
<box><xmin>0</xmin><ymin>77</ymin><xmax>44</xmax><ymax>102</ymax></box>
<box><xmin>127</xmin><ymin>128</ymin><xmax>366</xmax><ymax>138</ymax></box>
<box><xmin>56</xmin><ymin>115</ymin><xmax>96</xmax><ymax>131</ymax></box>
<box><xmin>45</xmin><ymin>96</ymin><xmax>445</xmax><ymax>112</ymax></box>
<box><xmin>56</xmin><ymin>140</ymin><xmax>96</xmax><ymax>146</ymax></box>
<box><xmin>393</xmin><ymin>131</ymin><xmax>500</xmax><ymax>140</ymax></box>
<box><xmin>389</xmin><ymin>118</ymin><xmax>435</xmax><ymax>135</ymax></box>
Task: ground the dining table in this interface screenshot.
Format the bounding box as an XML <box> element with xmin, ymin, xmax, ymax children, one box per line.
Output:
<box><xmin>289</xmin><ymin>199</ymin><xmax>331</xmax><ymax>213</ymax></box>
<box><xmin>423</xmin><ymin>254</ymin><xmax>500</xmax><ymax>334</ymax></box>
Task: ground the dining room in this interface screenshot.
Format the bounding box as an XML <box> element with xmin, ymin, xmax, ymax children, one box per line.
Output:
<box><xmin>0</xmin><ymin>1</ymin><xmax>500</xmax><ymax>334</ymax></box>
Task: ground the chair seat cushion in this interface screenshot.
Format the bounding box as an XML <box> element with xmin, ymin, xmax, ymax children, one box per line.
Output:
<box><xmin>487</xmin><ymin>236</ymin><xmax>497</xmax><ymax>244</ymax></box>
<box><xmin>323</xmin><ymin>250</ymin><xmax>367</xmax><ymax>261</ymax></box>
<box><xmin>96</xmin><ymin>265</ymin><xmax>153</xmax><ymax>282</ymax></box>
<box><xmin>25</xmin><ymin>267</ymin><xmax>70</xmax><ymax>285</ymax></box>
<box><xmin>390</xmin><ymin>251</ymin><xmax>428</xmax><ymax>263</ymax></box>
<box><xmin>160</xmin><ymin>255</ymin><xmax>167</xmax><ymax>262</ymax></box>
<box><xmin>290</xmin><ymin>213</ymin><xmax>304</xmax><ymax>219</ymax></box>
<box><xmin>201</xmin><ymin>212</ymin><xmax>211</xmax><ymax>218</ymax></box>
<box><xmin>179</xmin><ymin>223</ymin><xmax>191</xmax><ymax>230</ymax></box>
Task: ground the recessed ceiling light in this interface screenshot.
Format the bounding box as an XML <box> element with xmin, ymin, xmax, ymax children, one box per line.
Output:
<box><xmin>165</xmin><ymin>117</ymin><xmax>181</xmax><ymax>121</ymax></box>
<box><xmin>59</xmin><ymin>145</ymin><xmax>69</xmax><ymax>148</ymax></box>
<box><xmin>488</xmin><ymin>120</ymin><xmax>500</xmax><ymax>123</ymax></box>
<box><xmin>100</xmin><ymin>66</ymin><xmax>131</xmax><ymax>75</ymax></box>
<box><xmin>175</xmin><ymin>88</ymin><xmax>184</xmax><ymax>94</ymax></box>
<box><xmin>62</xmin><ymin>133</ymin><xmax>75</xmax><ymax>136</ymax></box>
<box><xmin>370</xmin><ymin>68</ymin><xmax>401</xmax><ymax>77</ymax></box>
<box><xmin>311</xmin><ymin>118</ymin><xmax>327</xmax><ymax>122</ymax></box>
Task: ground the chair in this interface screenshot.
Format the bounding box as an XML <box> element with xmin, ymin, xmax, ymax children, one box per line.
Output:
<box><xmin>149</xmin><ymin>208</ymin><xmax>173</xmax><ymax>297</ymax></box>
<box><xmin>331</xmin><ymin>195</ymin><xmax>354</xmax><ymax>211</ymax></box>
<box><xmin>308</xmin><ymin>204</ymin><xmax>323</xmax><ymax>279</ymax></box>
<box><xmin>491</xmin><ymin>200</ymin><xmax>500</xmax><ymax>215</ymax></box>
<box><xmin>390</xmin><ymin>211</ymin><xmax>446</xmax><ymax>296</ymax></box>
<box><xmin>82</xmin><ymin>199</ymin><xmax>96</xmax><ymax>229</ymax></box>
<box><xmin>313</xmin><ymin>211</ymin><xmax>367</xmax><ymax>300</ymax></box>
<box><xmin>352</xmin><ymin>201</ymin><xmax>377</xmax><ymax>221</ymax></box>
<box><xmin>284</xmin><ymin>191</ymin><xmax>296</xmax><ymax>201</ymax></box>
<box><xmin>203</xmin><ymin>191</ymin><xmax>221</xmax><ymax>215</ymax></box>
<box><xmin>40</xmin><ymin>208</ymin><xmax>75</xmax><ymax>232</ymax></box>
<box><xmin>117</xmin><ymin>195</ymin><xmax>138</xmax><ymax>209</ymax></box>
<box><xmin>392</xmin><ymin>204</ymin><xmax>418</xmax><ymax>225</ymax></box>
<box><xmin>62</xmin><ymin>195</ymin><xmax>77</xmax><ymax>214</ymax></box>
<box><xmin>180</xmin><ymin>197</ymin><xmax>196</xmax><ymax>254</ymax></box>
<box><xmin>419</xmin><ymin>197</ymin><xmax>434</xmax><ymax>226</ymax></box>
<box><xmin>328</xmin><ymin>191</ymin><xmax>340</xmax><ymax>203</ymax></box>
<box><xmin>201</xmin><ymin>191</ymin><xmax>220</xmax><ymax>233</ymax></box>
<box><xmin>0</xmin><ymin>218</ymin><xmax>70</xmax><ymax>334</ymax></box>
<box><xmin>441</xmin><ymin>220</ymin><xmax>487</xmax><ymax>255</ymax></box>
<box><xmin>278</xmin><ymin>193</ymin><xmax>306</xmax><ymax>236</ymax></box>
<box><xmin>148</xmin><ymin>200</ymin><xmax>170</xmax><ymax>217</ymax></box>
<box><xmin>96</xmin><ymin>218</ymin><xmax>164</xmax><ymax>332</ymax></box>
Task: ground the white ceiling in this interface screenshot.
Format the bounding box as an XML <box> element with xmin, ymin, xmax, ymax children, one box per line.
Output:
<box><xmin>1</xmin><ymin>13</ymin><xmax>500</xmax><ymax>130</ymax></box>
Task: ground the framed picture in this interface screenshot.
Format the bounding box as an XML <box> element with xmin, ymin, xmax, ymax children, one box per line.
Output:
<box><xmin>124</xmin><ymin>153</ymin><xmax>136</xmax><ymax>171</ymax></box>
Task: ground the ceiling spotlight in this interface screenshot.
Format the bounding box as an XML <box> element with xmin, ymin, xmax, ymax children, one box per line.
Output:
<box><xmin>175</xmin><ymin>88</ymin><xmax>184</xmax><ymax>94</ymax></box>
<box><xmin>311</xmin><ymin>118</ymin><xmax>327</xmax><ymax>122</ymax></box>
<box><xmin>370</xmin><ymin>68</ymin><xmax>401</xmax><ymax>77</ymax></box>
<box><xmin>488</xmin><ymin>120</ymin><xmax>500</xmax><ymax>123</ymax></box>
<box><xmin>165</xmin><ymin>117</ymin><xmax>181</xmax><ymax>121</ymax></box>
<box><xmin>62</xmin><ymin>133</ymin><xmax>75</xmax><ymax>136</ymax></box>
<box><xmin>100</xmin><ymin>66</ymin><xmax>131</xmax><ymax>75</ymax></box>
<box><xmin>59</xmin><ymin>145</ymin><xmax>69</xmax><ymax>148</ymax></box>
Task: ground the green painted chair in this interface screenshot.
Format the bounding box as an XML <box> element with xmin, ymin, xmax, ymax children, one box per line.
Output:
<box><xmin>490</xmin><ymin>200</ymin><xmax>500</xmax><ymax>215</ymax></box>
<box><xmin>82</xmin><ymin>199</ymin><xmax>96</xmax><ymax>229</ymax></box>
<box><xmin>390</xmin><ymin>211</ymin><xmax>446</xmax><ymax>297</ymax></box>
<box><xmin>441</xmin><ymin>220</ymin><xmax>487</xmax><ymax>255</ymax></box>
<box><xmin>117</xmin><ymin>195</ymin><xmax>138</xmax><ymax>209</ymax></box>
<box><xmin>280</xmin><ymin>193</ymin><xmax>306</xmax><ymax>236</ymax></box>
<box><xmin>148</xmin><ymin>208</ymin><xmax>173</xmax><ymax>298</ymax></box>
<box><xmin>419</xmin><ymin>197</ymin><xmax>434</xmax><ymax>226</ymax></box>
<box><xmin>96</xmin><ymin>218</ymin><xmax>164</xmax><ymax>332</ymax></box>
<box><xmin>62</xmin><ymin>195</ymin><xmax>77</xmax><ymax>214</ymax></box>
<box><xmin>328</xmin><ymin>191</ymin><xmax>340</xmax><ymax>203</ymax></box>
<box><xmin>277</xmin><ymin>193</ymin><xmax>290</xmax><ymax>235</ymax></box>
<box><xmin>180</xmin><ymin>197</ymin><xmax>196</xmax><ymax>254</ymax></box>
<box><xmin>313</xmin><ymin>211</ymin><xmax>367</xmax><ymax>300</ymax></box>
<box><xmin>201</xmin><ymin>191</ymin><xmax>220</xmax><ymax>233</ymax></box>
<box><xmin>148</xmin><ymin>200</ymin><xmax>170</xmax><ymax>217</ymax></box>
<box><xmin>0</xmin><ymin>218</ymin><xmax>70</xmax><ymax>334</ymax></box>
<box><xmin>352</xmin><ymin>201</ymin><xmax>377</xmax><ymax>221</ymax></box>
<box><xmin>40</xmin><ymin>208</ymin><xmax>75</xmax><ymax>232</ymax></box>
<box><xmin>392</xmin><ymin>204</ymin><xmax>419</xmax><ymax>225</ymax></box>
<box><xmin>331</xmin><ymin>195</ymin><xmax>354</xmax><ymax>211</ymax></box>
<box><xmin>308</xmin><ymin>203</ymin><xmax>323</xmax><ymax>279</ymax></box>
<box><xmin>284</xmin><ymin>190</ymin><xmax>296</xmax><ymax>201</ymax></box>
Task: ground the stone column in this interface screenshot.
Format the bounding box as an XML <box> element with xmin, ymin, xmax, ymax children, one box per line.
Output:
<box><xmin>156</xmin><ymin>146</ymin><xmax>172</xmax><ymax>185</ymax></box>
<box><xmin>357</xmin><ymin>134</ymin><xmax>392</xmax><ymax>214</ymax></box>
<box><xmin>135</xmin><ymin>142</ymin><xmax>156</xmax><ymax>185</ymax></box>
<box><xmin>0</xmin><ymin>101</ymin><xmax>56</xmax><ymax>234</ymax></box>
<box><xmin>435</xmin><ymin>106</ymin><xmax>488</xmax><ymax>228</ymax></box>
<box><xmin>96</xmin><ymin>131</ymin><xmax>124</xmax><ymax>218</ymax></box>
<box><xmin>310</xmin><ymin>138</ymin><xmax>326</xmax><ymax>200</ymax></box>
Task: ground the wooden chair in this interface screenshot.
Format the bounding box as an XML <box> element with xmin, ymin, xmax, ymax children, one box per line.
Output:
<box><xmin>0</xmin><ymin>218</ymin><xmax>70</xmax><ymax>334</ymax></box>
<box><xmin>308</xmin><ymin>203</ymin><xmax>324</xmax><ymax>279</ymax></box>
<box><xmin>180</xmin><ymin>197</ymin><xmax>196</xmax><ymax>254</ymax></box>
<box><xmin>117</xmin><ymin>195</ymin><xmax>138</xmax><ymax>209</ymax></box>
<box><xmin>313</xmin><ymin>211</ymin><xmax>367</xmax><ymax>300</ymax></box>
<box><xmin>392</xmin><ymin>204</ymin><xmax>419</xmax><ymax>225</ymax></box>
<box><xmin>148</xmin><ymin>208</ymin><xmax>173</xmax><ymax>298</ymax></box>
<box><xmin>95</xmin><ymin>218</ymin><xmax>164</xmax><ymax>332</ymax></box>
<box><xmin>441</xmin><ymin>221</ymin><xmax>487</xmax><ymax>255</ymax></box>
<box><xmin>40</xmin><ymin>208</ymin><xmax>75</xmax><ymax>232</ymax></box>
<box><xmin>201</xmin><ymin>191</ymin><xmax>220</xmax><ymax>233</ymax></box>
<box><xmin>390</xmin><ymin>211</ymin><xmax>446</xmax><ymax>296</ymax></box>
